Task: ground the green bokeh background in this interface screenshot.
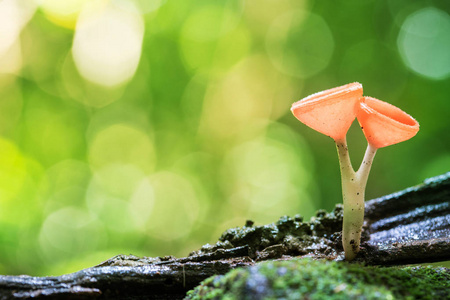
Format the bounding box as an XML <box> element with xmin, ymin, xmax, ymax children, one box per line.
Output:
<box><xmin>0</xmin><ymin>0</ymin><xmax>449</xmax><ymax>276</ymax></box>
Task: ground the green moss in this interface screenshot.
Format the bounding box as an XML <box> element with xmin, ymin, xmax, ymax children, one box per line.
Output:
<box><xmin>190</xmin><ymin>207</ymin><xmax>345</xmax><ymax>261</ymax></box>
<box><xmin>185</xmin><ymin>258</ymin><xmax>450</xmax><ymax>299</ymax></box>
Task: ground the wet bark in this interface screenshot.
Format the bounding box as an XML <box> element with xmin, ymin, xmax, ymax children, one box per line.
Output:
<box><xmin>363</xmin><ymin>172</ymin><xmax>450</xmax><ymax>265</ymax></box>
<box><xmin>1</xmin><ymin>172</ymin><xmax>449</xmax><ymax>299</ymax></box>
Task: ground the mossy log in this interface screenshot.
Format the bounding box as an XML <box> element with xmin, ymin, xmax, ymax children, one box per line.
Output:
<box><xmin>186</xmin><ymin>258</ymin><xmax>450</xmax><ymax>299</ymax></box>
<box><xmin>0</xmin><ymin>172</ymin><xmax>449</xmax><ymax>299</ymax></box>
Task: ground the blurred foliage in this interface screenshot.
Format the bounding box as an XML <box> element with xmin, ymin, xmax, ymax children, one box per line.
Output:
<box><xmin>0</xmin><ymin>0</ymin><xmax>449</xmax><ymax>276</ymax></box>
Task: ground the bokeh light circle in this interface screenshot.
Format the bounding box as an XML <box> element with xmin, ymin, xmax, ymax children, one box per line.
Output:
<box><xmin>0</xmin><ymin>1</ymin><xmax>21</xmax><ymax>56</ymax></box>
<box><xmin>72</xmin><ymin>2</ymin><xmax>144</xmax><ymax>87</ymax></box>
<box><xmin>145</xmin><ymin>171</ymin><xmax>200</xmax><ymax>241</ymax></box>
<box><xmin>179</xmin><ymin>4</ymin><xmax>249</xmax><ymax>74</ymax></box>
<box><xmin>181</xmin><ymin>4</ymin><xmax>240</xmax><ymax>42</ymax></box>
<box><xmin>199</xmin><ymin>55</ymin><xmax>297</xmax><ymax>146</ymax></box>
<box><xmin>397</xmin><ymin>7</ymin><xmax>450</xmax><ymax>80</ymax></box>
<box><xmin>39</xmin><ymin>207</ymin><xmax>105</xmax><ymax>260</ymax></box>
<box><xmin>112</xmin><ymin>0</ymin><xmax>166</xmax><ymax>14</ymax></box>
<box><xmin>88</xmin><ymin>123</ymin><xmax>156</xmax><ymax>173</ymax></box>
<box><xmin>266</xmin><ymin>10</ymin><xmax>334</xmax><ymax>78</ymax></box>
<box><xmin>220</xmin><ymin>123</ymin><xmax>316</xmax><ymax>222</ymax></box>
<box><xmin>40</xmin><ymin>159</ymin><xmax>91</xmax><ymax>212</ymax></box>
<box><xmin>40</xmin><ymin>0</ymin><xmax>89</xmax><ymax>28</ymax></box>
<box><xmin>129</xmin><ymin>178</ymin><xmax>155</xmax><ymax>230</ymax></box>
<box><xmin>0</xmin><ymin>0</ymin><xmax>36</xmax><ymax>74</ymax></box>
<box><xmin>61</xmin><ymin>52</ymin><xmax>128</xmax><ymax>107</ymax></box>
<box><xmin>0</xmin><ymin>0</ymin><xmax>36</xmax><ymax>56</ymax></box>
<box><xmin>86</xmin><ymin>163</ymin><xmax>148</xmax><ymax>232</ymax></box>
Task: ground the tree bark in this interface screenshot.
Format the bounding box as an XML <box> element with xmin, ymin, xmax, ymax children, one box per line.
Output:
<box><xmin>1</xmin><ymin>172</ymin><xmax>449</xmax><ymax>299</ymax></box>
<box><xmin>363</xmin><ymin>172</ymin><xmax>450</xmax><ymax>264</ymax></box>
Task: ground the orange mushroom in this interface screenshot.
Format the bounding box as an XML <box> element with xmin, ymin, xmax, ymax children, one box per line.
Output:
<box><xmin>291</xmin><ymin>82</ymin><xmax>363</xmax><ymax>140</ymax></box>
<box><xmin>357</xmin><ymin>97</ymin><xmax>420</xmax><ymax>149</ymax></box>
<box><xmin>291</xmin><ymin>83</ymin><xmax>419</xmax><ymax>261</ymax></box>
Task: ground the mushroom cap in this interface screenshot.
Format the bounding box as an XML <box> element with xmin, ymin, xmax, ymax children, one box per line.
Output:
<box><xmin>291</xmin><ymin>82</ymin><xmax>363</xmax><ymax>140</ymax></box>
<box><xmin>357</xmin><ymin>96</ymin><xmax>419</xmax><ymax>149</ymax></box>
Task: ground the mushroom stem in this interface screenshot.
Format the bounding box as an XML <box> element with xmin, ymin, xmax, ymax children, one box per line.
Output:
<box><xmin>356</xmin><ymin>143</ymin><xmax>377</xmax><ymax>187</ymax></box>
<box><xmin>335</xmin><ymin>138</ymin><xmax>377</xmax><ymax>261</ymax></box>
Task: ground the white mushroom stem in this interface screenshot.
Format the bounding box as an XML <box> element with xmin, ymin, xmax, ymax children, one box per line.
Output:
<box><xmin>335</xmin><ymin>137</ymin><xmax>377</xmax><ymax>261</ymax></box>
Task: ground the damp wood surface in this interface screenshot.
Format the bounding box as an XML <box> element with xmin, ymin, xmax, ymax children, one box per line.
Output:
<box><xmin>0</xmin><ymin>172</ymin><xmax>449</xmax><ymax>299</ymax></box>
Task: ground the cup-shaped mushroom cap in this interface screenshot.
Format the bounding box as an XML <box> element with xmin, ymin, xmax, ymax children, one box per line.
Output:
<box><xmin>357</xmin><ymin>97</ymin><xmax>419</xmax><ymax>149</ymax></box>
<box><xmin>291</xmin><ymin>82</ymin><xmax>362</xmax><ymax>140</ymax></box>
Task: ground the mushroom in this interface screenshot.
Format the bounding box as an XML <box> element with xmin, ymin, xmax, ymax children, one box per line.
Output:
<box><xmin>357</xmin><ymin>96</ymin><xmax>420</xmax><ymax>149</ymax></box>
<box><xmin>291</xmin><ymin>82</ymin><xmax>363</xmax><ymax>140</ymax></box>
<box><xmin>291</xmin><ymin>84</ymin><xmax>419</xmax><ymax>261</ymax></box>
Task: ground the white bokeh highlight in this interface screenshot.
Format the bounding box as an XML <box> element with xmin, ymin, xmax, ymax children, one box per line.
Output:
<box><xmin>72</xmin><ymin>3</ymin><xmax>144</xmax><ymax>87</ymax></box>
<box><xmin>0</xmin><ymin>0</ymin><xmax>36</xmax><ymax>73</ymax></box>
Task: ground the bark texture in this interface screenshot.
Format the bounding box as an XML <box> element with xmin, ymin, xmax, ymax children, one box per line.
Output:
<box><xmin>1</xmin><ymin>172</ymin><xmax>449</xmax><ymax>299</ymax></box>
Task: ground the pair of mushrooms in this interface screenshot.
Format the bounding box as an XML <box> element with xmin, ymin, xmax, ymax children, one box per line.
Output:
<box><xmin>291</xmin><ymin>82</ymin><xmax>419</xmax><ymax>261</ymax></box>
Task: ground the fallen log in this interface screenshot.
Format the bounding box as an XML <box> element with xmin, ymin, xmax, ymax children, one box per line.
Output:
<box><xmin>0</xmin><ymin>172</ymin><xmax>449</xmax><ymax>299</ymax></box>
<box><xmin>363</xmin><ymin>172</ymin><xmax>450</xmax><ymax>264</ymax></box>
